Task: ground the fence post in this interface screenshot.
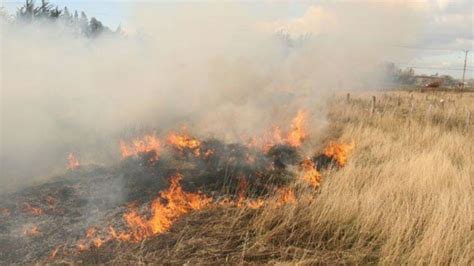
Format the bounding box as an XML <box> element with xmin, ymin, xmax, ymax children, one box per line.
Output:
<box><xmin>346</xmin><ymin>93</ymin><xmax>351</xmax><ymax>104</ymax></box>
<box><xmin>371</xmin><ymin>96</ymin><xmax>376</xmax><ymax>115</ymax></box>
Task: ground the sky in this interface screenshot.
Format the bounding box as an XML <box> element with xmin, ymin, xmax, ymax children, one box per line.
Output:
<box><xmin>1</xmin><ymin>0</ymin><xmax>472</xmax><ymax>79</ymax></box>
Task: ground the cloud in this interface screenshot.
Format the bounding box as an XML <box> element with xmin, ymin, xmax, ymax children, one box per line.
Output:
<box><xmin>258</xmin><ymin>6</ymin><xmax>337</xmax><ymax>38</ymax></box>
<box><xmin>420</xmin><ymin>0</ymin><xmax>473</xmax><ymax>48</ymax></box>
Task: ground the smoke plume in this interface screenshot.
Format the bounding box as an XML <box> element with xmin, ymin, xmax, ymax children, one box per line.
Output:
<box><xmin>0</xmin><ymin>2</ymin><xmax>420</xmax><ymax>192</ymax></box>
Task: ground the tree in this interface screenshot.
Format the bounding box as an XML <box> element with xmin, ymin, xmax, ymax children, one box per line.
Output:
<box><xmin>79</xmin><ymin>11</ymin><xmax>89</xmax><ymax>35</ymax></box>
<box><xmin>398</xmin><ymin>67</ymin><xmax>415</xmax><ymax>85</ymax></box>
<box><xmin>61</xmin><ymin>6</ymin><xmax>72</xmax><ymax>24</ymax></box>
<box><xmin>16</xmin><ymin>0</ymin><xmax>35</xmax><ymax>21</ymax></box>
<box><xmin>13</xmin><ymin>0</ymin><xmax>113</xmax><ymax>38</ymax></box>
<box><xmin>89</xmin><ymin>17</ymin><xmax>104</xmax><ymax>37</ymax></box>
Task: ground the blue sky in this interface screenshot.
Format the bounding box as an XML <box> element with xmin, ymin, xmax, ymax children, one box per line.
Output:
<box><xmin>2</xmin><ymin>0</ymin><xmax>131</xmax><ymax>28</ymax></box>
<box><xmin>2</xmin><ymin>0</ymin><xmax>472</xmax><ymax>79</ymax></box>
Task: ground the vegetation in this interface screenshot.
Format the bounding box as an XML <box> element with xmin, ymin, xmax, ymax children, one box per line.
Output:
<box><xmin>71</xmin><ymin>90</ymin><xmax>472</xmax><ymax>264</ymax></box>
<box><xmin>382</xmin><ymin>62</ymin><xmax>459</xmax><ymax>87</ymax></box>
<box><xmin>9</xmin><ymin>0</ymin><xmax>115</xmax><ymax>38</ymax></box>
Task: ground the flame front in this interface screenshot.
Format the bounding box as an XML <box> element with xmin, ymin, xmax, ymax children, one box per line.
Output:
<box><xmin>65</xmin><ymin>132</ymin><xmax>355</xmax><ymax>251</ymax></box>
<box><xmin>167</xmin><ymin>132</ymin><xmax>201</xmax><ymax>156</ymax></box>
<box><xmin>67</xmin><ymin>153</ymin><xmax>80</xmax><ymax>170</ymax></box>
<box><xmin>23</xmin><ymin>224</ymin><xmax>40</xmax><ymax>236</ymax></box>
<box><xmin>22</xmin><ymin>203</ymin><xmax>43</xmax><ymax>216</ymax></box>
<box><xmin>49</xmin><ymin>246</ymin><xmax>60</xmax><ymax>259</ymax></box>
<box><xmin>236</xmin><ymin>177</ymin><xmax>264</xmax><ymax>209</ymax></box>
<box><xmin>120</xmin><ymin>134</ymin><xmax>161</xmax><ymax>160</ymax></box>
<box><xmin>113</xmin><ymin>173</ymin><xmax>211</xmax><ymax>242</ymax></box>
<box><xmin>286</xmin><ymin>110</ymin><xmax>307</xmax><ymax>147</ymax></box>
<box><xmin>275</xmin><ymin>187</ymin><xmax>296</xmax><ymax>205</ymax></box>
<box><xmin>323</xmin><ymin>141</ymin><xmax>355</xmax><ymax>167</ymax></box>
<box><xmin>300</xmin><ymin>159</ymin><xmax>321</xmax><ymax>189</ymax></box>
<box><xmin>0</xmin><ymin>208</ymin><xmax>10</xmax><ymax>217</ymax></box>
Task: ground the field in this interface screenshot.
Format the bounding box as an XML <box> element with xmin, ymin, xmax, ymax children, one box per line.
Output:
<box><xmin>76</xmin><ymin>90</ymin><xmax>474</xmax><ymax>264</ymax></box>
<box><xmin>1</xmin><ymin>90</ymin><xmax>472</xmax><ymax>264</ymax></box>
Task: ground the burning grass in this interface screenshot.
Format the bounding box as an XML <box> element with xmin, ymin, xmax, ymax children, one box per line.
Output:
<box><xmin>1</xmin><ymin>91</ymin><xmax>472</xmax><ymax>264</ymax></box>
<box><xmin>0</xmin><ymin>109</ymin><xmax>353</xmax><ymax>263</ymax></box>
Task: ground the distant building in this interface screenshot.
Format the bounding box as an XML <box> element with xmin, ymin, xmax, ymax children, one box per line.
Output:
<box><xmin>414</xmin><ymin>75</ymin><xmax>458</xmax><ymax>88</ymax></box>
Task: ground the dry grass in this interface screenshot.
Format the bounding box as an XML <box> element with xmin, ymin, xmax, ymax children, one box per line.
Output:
<box><xmin>80</xmin><ymin>91</ymin><xmax>474</xmax><ymax>264</ymax></box>
<box><xmin>249</xmin><ymin>91</ymin><xmax>473</xmax><ymax>264</ymax></box>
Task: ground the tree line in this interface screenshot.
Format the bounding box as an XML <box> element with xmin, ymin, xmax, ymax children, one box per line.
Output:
<box><xmin>4</xmin><ymin>0</ymin><xmax>119</xmax><ymax>38</ymax></box>
<box><xmin>382</xmin><ymin>62</ymin><xmax>458</xmax><ymax>87</ymax></box>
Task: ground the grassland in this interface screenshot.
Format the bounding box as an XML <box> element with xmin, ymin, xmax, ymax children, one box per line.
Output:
<box><xmin>102</xmin><ymin>90</ymin><xmax>473</xmax><ymax>265</ymax></box>
<box><xmin>35</xmin><ymin>90</ymin><xmax>470</xmax><ymax>265</ymax></box>
<box><xmin>250</xmin><ymin>90</ymin><xmax>473</xmax><ymax>264</ymax></box>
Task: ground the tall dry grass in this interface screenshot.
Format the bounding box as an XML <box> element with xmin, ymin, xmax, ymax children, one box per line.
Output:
<box><xmin>103</xmin><ymin>91</ymin><xmax>473</xmax><ymax>265</ymax></box>
<box><xmin>251</xmin><ymin>91</ymin><xmax>473</xmax><ymax>264</ymax></box>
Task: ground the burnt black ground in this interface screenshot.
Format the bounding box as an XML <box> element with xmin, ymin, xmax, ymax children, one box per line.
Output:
<box><xmin>0</xmin><ymin>140</ymin><xmax>332</xmax><ymax>264</ymax></box>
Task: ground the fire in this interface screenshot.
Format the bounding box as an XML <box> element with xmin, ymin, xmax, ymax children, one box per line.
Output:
<box><xmin>86</xmin><ymin>227</ymin><xmax>97</xmax><ymax>238</ymax></box>
<box><xmin>286</xmin><ymin>110</ymin><xmax>307</xmax><ymax>147</ymax></box>
<box><xmin>74</xmin><ymin>226</ymin><xmax>108</xmax><ymax>250</ymax></box>
<box><xmin>120</xmin><ymin>134</ymin><xmax>161</xmax><ymax>160</ymax></box>
<box><xmin>113</xmin><ymin>173</ymin><xmax>211</xmax><ymax>242</ymax></box>
<box><xmin>108</xmin><ymin>226</ymin><xmax>131</xmax><ymax>242</ymax></box>
<box><xmin>204</xmin><ymin>149</ymin><xmax>214</xmax><ymax>157</ymax></box>
<box><xmin>236</xmin><ymin>177</ymin><xmax>264</xmax><ymax>209</ymax></box>
<box><xmin>236</xmin><ymin>177</ymin><xmax>248</xmax><ymax>207</ymax></box>
<box><xmin>23</xmin><ymin>224</ymin><xmax>40</xmax><ymax>236</ymax></box>
<box><xmin>67</xmin><ymin>153</ymin><xmax>80</xmax><ymax>170</ymax></box>
<box><xmin>167</xmin><ymin>132</ymin><xmax>201</xmax><ymax>156</ymax></box>
<box><xmin>0</xmin><ymin>208</ymin><xmax>10</xmax><ymax>217</ymax></box>
<box><xmin>77</xmin><ymin>240</ymin><xmax>87</xmax><ymax>251</ymax></box>
<box><xmin>246</xmin><ymin>199</ymin><xmax>265</xmax><ymax>209</ymax></box>
<box><xmin>300</xmin><ymin>159</ymin><xmax>321</xmax><ymax>189</ymax></box>
<box><xmin>272</xmin><ymin>126</ymin><xmax>284</xmax><ymax>143</ymax></box>
<box><xmin>323</xmin><ymin>141</ymin><xmax>355</xmax><ymax>167</ymax></box>
<box><xmin>275</xmin><ymin>187</ymin><xmax>296</xmax><ymax>205</ymax></box>
<box><xmin>22</xmin><ymin>202</ymin><xmax>43</xmax><ymax>216</ymax></box>
<box><xmin>50</xmin><ymin>246</ymin><xmax>60</xmax><ymax>259</ymax></box>
<box><xmin>45</xmin><ymin>196</ymin><xmax>57</xmax><ymax>207</ymax></box>
<box><xmin>92</xmin><ymin>238</ymin><xmax>104</xmax><ymax>248</ymax></box>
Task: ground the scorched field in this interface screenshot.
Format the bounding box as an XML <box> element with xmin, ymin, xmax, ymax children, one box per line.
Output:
<box><xmin>0</xmin><ymin>90</ymin><xmax>472</xmax><ymax>264</ymax></box>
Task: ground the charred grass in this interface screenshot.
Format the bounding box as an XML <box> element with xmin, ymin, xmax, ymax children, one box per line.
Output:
<box><xmin>2</xmin><ymin>90</ymin><xmax>473</xmax><ymax>264</ymax></box>
<box><xmin>73</xmin><ymin>91</ymin><xmax>474</xmax><ymax>264</ymax></box>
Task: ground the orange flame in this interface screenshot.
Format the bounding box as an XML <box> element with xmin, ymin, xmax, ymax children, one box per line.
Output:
<box><xmin>75</xmin><ymin>226</ymin><xmax>108</xmax><ymax>250</ymax></box>
<box><xmin>67</xmin><ymin>153</ymin><xmax>80</xmax><ymax>170</ymax></box>
<box><xmin>22</xmin><ymin>202</ymin><xmax>43</xmax><ymax>216</ymax></box>
<box><xmin>167</xmin><ymin>132</ymin><xmax>201</xmax><ymax>156</ymax></box>
<box><xmin>45</xmin><ymin>195</ymin><xmax>57</xmax><ymax>207</ymax></box>
<box><xmin>300</xmin><ymin>159</ymin><xmax>321</xmax><ymax>189</ymax></box>
<box><xmin>0</xmin><ymin>208</ymin><xmax>10</xmax><ymax>217</ymax></box>
<box><xmin>272</xmin><ymin>126</ymin><xmax>284</xmax><ymax>143</ymax></box>
<box><xmin>236</xmin><ymin>177</ymin><xmax>248</xmax><ymax>207</ymax></box>
<box><xmin>50</xmin><ymin>246</ymin><xmax>60</xmax><ymax>259</ymax></box>
<box><xmin>286</xmin><ymin>110</ymin><xmax>307</xmax><ymax>147</ymax></box>
<box><xmin>323</xmin><ymin>141</ymin><xmax>355</xmax><ymax>167</ymax></box>
<box><xmin>108</xmin><ymin>225</ymin><xmax>132</xmax><ymax>242</ymax></box>
<box><xmin>235</xmin><ymin>177</ymin><xmax>264</xmax><ymax>209</ymax></box>
<box><xmin>23</xmin><ymin>224</ymin><xmax>40</xmax><ymax>236</ymax></box>
<box><xmin>77</xmin><ymin>240</ymin><xmax>87</xmax><ymax>252</ymax></box>
<box><xmin>275</xmin><ymin>187</ymin><xmax>296</xmax><ymax>205</ymax></box>
<box><xmin>92</xmin><ymin>237</ymin><xmax>104</xmax><ymax>248</ymax></box>
<box><xmin>86</xmin><ymin>227</ymin><xmax>97</xmax><ymax>238</ymax></box>
<box><xmin>113</xmin><ymin>173</ymin><xmax>211</xmax><ymax>242</ymax></box>
<box><xmin>120</xmin><ymin>134</ymin><xmax>161</xmax><ymax>160</ymax></box>
<box><xmin>204</xmin><ymin>149</ymin><xmax>214</xmax><ymax>157</ymax></box>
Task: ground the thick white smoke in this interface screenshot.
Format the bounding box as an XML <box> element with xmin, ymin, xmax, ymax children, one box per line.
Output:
<box><xmin>0</xmin><ymin>2</ymin><xmax>420</xmax><ymax>192</ymax></box>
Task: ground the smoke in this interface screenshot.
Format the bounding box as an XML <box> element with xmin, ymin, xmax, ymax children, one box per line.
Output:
<box><xmin>0</xmin><ymin>2</ymin><xmax>420</xmax><ymax>192</ymax></box>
